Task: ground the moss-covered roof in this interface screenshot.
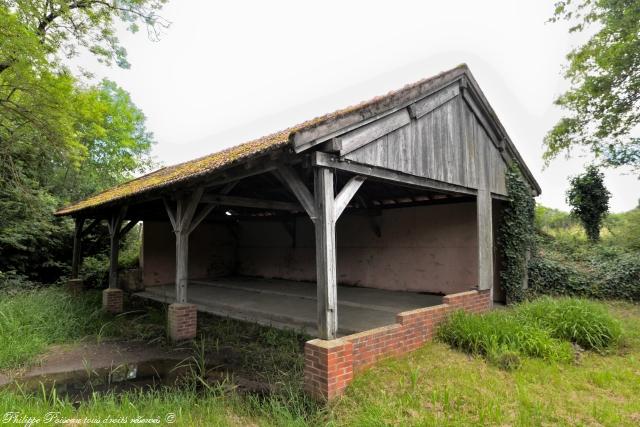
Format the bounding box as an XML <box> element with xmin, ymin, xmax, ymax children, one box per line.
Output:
<box><xmin>60</xmin><ymin>63</ymin><xmax>533</xmax><ymax>216</ymax></box>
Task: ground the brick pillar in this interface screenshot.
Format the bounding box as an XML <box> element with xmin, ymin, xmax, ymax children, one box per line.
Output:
<box><xmin>304</xmin><ymin>339</ymin><xmax>353</xmax><ymax>400</ymax></box>
<box><xmin>66</xmin><ymin>278</ymin><xmax>84</xmax><ymax>296</ymax></box>
<box><xmin>102</xmin><ymin>288</ymin><xmax>123</xmax><ymax>314</ymax></box>
<box><xmin>168</xmin><ymin>303</ymin><xmax>197</xmax><ymax>342</ymax></box>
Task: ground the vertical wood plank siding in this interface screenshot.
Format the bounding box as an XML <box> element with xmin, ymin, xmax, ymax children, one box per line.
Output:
<box><xmin>343</xmin><ymin>83</ymin><xmax>508</xmax><ymax>196</ymax></box>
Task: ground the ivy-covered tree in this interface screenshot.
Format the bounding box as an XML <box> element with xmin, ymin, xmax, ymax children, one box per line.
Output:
<box><xmin>544</xmin><ymin>0</ymin><xmax>640</xmax><ymax>172</ymax></box>
<box><xmin>567</xmin><ymin>165</ymin><xmax>611</xmax><ymax>241</ymax></box>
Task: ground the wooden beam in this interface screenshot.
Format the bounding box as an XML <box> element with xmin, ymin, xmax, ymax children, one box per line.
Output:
<box><xmin>314</xmin><ymin>167</ymin><xmax>338</xmax><ymax>340</ymax></box>
<box><xmin>476</xmin><ymin>128</ymin><xmax>494</xmax><ymax>294</ymax></box>
<box><xmin>326</xmin><ymin>109</ymin><xmax>411</xmax><ymax>156</ymax></box>
<box><xmin>119</xmin><ymin>220</ymin><xmax>140</xmax><ymax>238</ymax></box>
<box><xmin>200</xmin><ymin>194</ymin><xmax>303</xmax><ymax>212</ymax></box>
<box><xmin>80</xmin><ymin>218</ymin><xmax>100</xmax><ymax>237</ymax></box>
<box><xmin>163</xmin><ymin>198</ymin><xmax>177</xmax><ymax>230</ymax></box>
<box><xmin>179</xmin><ymin>187</ymin><xmax>204</xmax><ymax>232</ymax></box>
<box><xmin>274</xmin><ymin>166</ymin><xmax>317</xmax><ymax>221</ymax></box>
<box><xmin>408</xmin><ymin>83</ymin><xmax>459</xmax><ymax>119</ymax></box>
<box><xmin>171</xmin><ymin>188</ymin><xmax>203</xmax><ymax>304</ymax></box>
<box><xmin>188</xmin><ymin>181</ymin><xmax>237</xmax><ymax>233</ymax></box>
<box><xmin>334</xmin><ymin>175</ymin><xmax>366</xmax><ymax>220</ymax></box>
<box><xmin>71</xmin><ymin>217</ymin><xmax>85</xmax><ymax>279</ymax></box>
<box><xmin>107</xmin><ymin>206</ymin><xmax>127</xmax><ymax>289</ymax></box>
<box><xmin>312</xmin><ymin>152</ymin><xmax>477</xmax><ymax>196</ymax></box>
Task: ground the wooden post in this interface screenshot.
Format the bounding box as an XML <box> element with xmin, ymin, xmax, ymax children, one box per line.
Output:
<box><xmin>107</xmin><ymin>207</ymin><xmax>127</xmax><ymax>289</ymax></box>
<box><xmin>314</xmin><ymin>167</ymin><xmax>338</xmax><ymax>340</ymax></box>
<box><xmin>71</xmin><ymin>217</ymin><xmax>85</xmax><ymax>279</ymax></box>
<box><xmin>175</xmin><ymin>218</ymin><xmax>190</xmax><ymax>304</ymax></box>
<box><xmin>278</xmin><ymin>165</ymin><xmax>364</xmax><ymax>340</ymax></box>
<box><xmin>476</xmin><ymin>140</ymin><xmax>494</xmax><ymax>294</ymax></box>
<box><xmin>164</xmin><ymin>187</ymin><xmax>206</xmax><ymax>304</ymax></box>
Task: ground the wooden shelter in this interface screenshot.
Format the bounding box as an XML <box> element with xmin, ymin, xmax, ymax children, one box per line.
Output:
<box><xmin>56</xmin><ymin>64</ymin><xmax>540</xmax><ymax>350</ymax></box>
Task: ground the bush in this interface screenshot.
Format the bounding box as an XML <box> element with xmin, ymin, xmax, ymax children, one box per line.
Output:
<box><xmin>516</xmin><ymin>297</ymin><xmax>621</xmax><ymax>351</ymax></box>
<box><xmin>528</xmin><ymin>250</ymin><xmax>640</xmax><ymax>301</ymax></box>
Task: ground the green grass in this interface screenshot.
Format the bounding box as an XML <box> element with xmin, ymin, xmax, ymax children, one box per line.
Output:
<box><xmin>516</xmin><ymin>297</ymin><xmax>622</xmax><ymax>350</ymax></box>
<box><xmin>332</xmin><ymin>301</ymin><xmax>640</xmax><ymax>426</ymax></box>
<box><xmin>1</xmin><ymin>287</ymin><xmax>639</xmax><ymax>426</ymax></box>
<box><xmin>437</xmin><ymin>297</ymin><xmax>622</xmax><ymax>370</ymax></box>
<box><xmin>436</xmin><ymin>310</ymin><xmax>573</xmax><ymax>366</ymax></box>
<box><xmin>0</xmin><ymin>287</ymin><xmax>167</xmax><ymax>369</ymax></box>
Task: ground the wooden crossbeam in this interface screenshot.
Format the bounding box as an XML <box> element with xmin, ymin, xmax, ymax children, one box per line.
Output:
<box><xmin>200</xmin><ymin>194</ymin><xmax>302</xmax><ymax>212</ymax></box>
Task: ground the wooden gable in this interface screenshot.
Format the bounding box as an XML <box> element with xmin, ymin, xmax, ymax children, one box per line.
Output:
<box><xmin>323</xmin><ymin>78</ymin><xmax>513</xmax><ymax>196</ymax></box>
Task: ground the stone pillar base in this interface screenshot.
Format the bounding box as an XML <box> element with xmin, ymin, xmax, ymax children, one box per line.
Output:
<box><xmin>168</xmin><ymin>303</ymin><xmax>197</xmax><ymax>342</ymax></box>
<box><xmin>66</xmin><ymin>278</ymin><xmax>84</xmax><ymax>295</ymax></box>
<box><xmin>102</xmin><ymin>288</ymin><xmax>123</xmax><ymax>314</ymax></box>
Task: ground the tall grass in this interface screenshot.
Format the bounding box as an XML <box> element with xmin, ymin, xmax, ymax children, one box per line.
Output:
<box><xmin>437</xmin><ymin>297</ymin><xmax>622</xmax><ymax>369</ymax></box>
<box><xmin>437</xmin><ymin>311</ymin><xmax>573</xmax><ymax>367</ymax></box>
<box><xmin>0</xmin><ymin>287</ymin><xmax>113</xmax><ymax>369</ymax></box>
<box><xmin>516</xmin><ymin>297</ymin><xmax>621</xmax><ymax>350</ymax></box>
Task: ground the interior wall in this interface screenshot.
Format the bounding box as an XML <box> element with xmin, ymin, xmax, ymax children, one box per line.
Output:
<box><xmin>236</xmin><ymin>202</ymin><xmax>479</xmax><ymax>294</ymax></box>
<box><xmin>141</xmin><ymin>221</ymin><xmax>235</xmax><ymax>287</ymax></box>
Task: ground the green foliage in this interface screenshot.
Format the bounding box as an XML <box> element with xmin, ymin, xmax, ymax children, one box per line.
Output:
<box><xmin>437</xmin><ymin>310</ymin><xmax>574</xmax><ymax>368</ymax></box>
<box><xmin>608</xmin><ymin>205</ymin><xmax>640</xmax><ymax>250</ymax></box>
<box><xmin>0</xmin><ymin>1</ymin><xmax>160</xmax><ymax>283</ymax></box>
<box><xmin>438</xmin><ymin>297</ymin><xmax>621</xmax><ymax>370</ymax></box>
<box><xmin>516</xmin><ymin>297</ymin><xmax>621</xmax><ymax>351</ymax></box>
<box><xmin>497</xmin><ymin>165</ymin><xmax>536</xmax><ymax>303</ymax></box>
<box><xmin>0</xmin><ymin>287</ymin><xmax>112</xmax><ymax>368</ymax></box>
<box><xmin>535</xmin><ymin>204</ymin><xmax>577</xmax><ymax>231</ymax></box>
<box><xmin>1</xmin><ymin>0</ymin><xmax>168</xmax><ymax>70</ymax></box>
<box><xmin>567</xmin><ymin>165</ymin><xmax>611</xmax><ymax>241</ymax></box>
<box><xmin>528</xmin><ymin>248</ymin><xmax>640</xmax><ymax>301</ymax></box>
<box><xmin>545</xmin><ymin>0</ymin><xmax>640</xmax><ymax>171</ymax></box>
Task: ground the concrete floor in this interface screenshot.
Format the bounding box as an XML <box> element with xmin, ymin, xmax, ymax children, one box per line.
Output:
<box><xmin>135</xmin><ymin>277</ymin><xmax>443</xmax><ymax>337</ymax></box>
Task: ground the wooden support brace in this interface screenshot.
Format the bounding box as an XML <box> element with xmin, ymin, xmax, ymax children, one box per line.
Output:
<box><xmin>120</xmin><ymin>220</ymin><xmax>140</xmax><ymax>238</ymax></box>
<box><xmin>334</xmin><ymin>175</ymin><xmax>366</xmax><ymax>219</ymax></box>
<box><xmin>274</xmin><ymin>166</ymin><xmax>317</xmax><ymax>221</ymax></box>
<box><xmin>80</xmin><ymin>218</ymin><xmax>100</xmax><ymax>238</ymax></box>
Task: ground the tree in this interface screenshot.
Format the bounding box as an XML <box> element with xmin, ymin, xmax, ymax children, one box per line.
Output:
<box><xmin>545</xmin><ymin>0</ymin><xmax>640</xmax><ymax>172</ymax></box>
<box><xmin>0</xmin><ymin>1</ymin><xmax>163</xmax><ymax>283</ymax></box>
<box><xmin>0</xmin><ymin>0</ymin><xmax>168</xmax><ymax>71</ymax></box>
<box><xmin>567</xmin><ymin>165</ymin><xmax>611</xmax><ymax>241</ymax></box>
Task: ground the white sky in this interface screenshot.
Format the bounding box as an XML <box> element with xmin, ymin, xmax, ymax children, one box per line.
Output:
<box><xmin>78</xmin><ymin>0</ymin><xmax>639</xmax><ymax>212</ymax></box>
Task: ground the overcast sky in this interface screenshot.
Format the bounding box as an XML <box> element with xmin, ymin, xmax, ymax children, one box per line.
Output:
<box><xmin>77</xmin><ymin>0</ymin><xmax>639</xmax><ymax>212</ymax></box>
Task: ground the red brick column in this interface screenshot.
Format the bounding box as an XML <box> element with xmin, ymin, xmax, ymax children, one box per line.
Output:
<box><xmin>304</xmin><ymin>339</ymin><xmax>353</xmax><ymax>400</ymax></box>
<box><xmin>66</xmin><ymin>278</ymin><xmax>84</xmax><ymax>296</ymax></box>
<box><xmin>168</xmin><ymin>303</ymin><xmax>198</xmax><ymax>342</ymax></box>
<box><xmin>102</xmin><ymin>288</ymin><xmax>123</xmax><ymax>314</ymax></box>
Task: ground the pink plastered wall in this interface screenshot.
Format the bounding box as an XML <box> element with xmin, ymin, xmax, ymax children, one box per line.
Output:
<box><xmin>141</xmin><ymin>202</ymin><xmax>480</xmax><ymax>294</ymax></box>
<box><xmin>236</xmin><ymin>202</ymin><xmax>479</xmax><ymax>294</ymax></box>
<box><xmin>141</xmin><ymin>221</ymin><xmax>235</xmax><ymax>287</ymax></box>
